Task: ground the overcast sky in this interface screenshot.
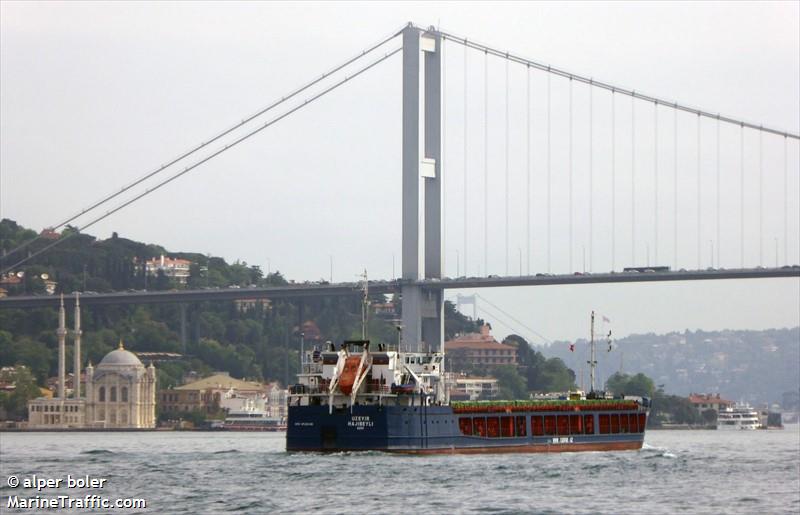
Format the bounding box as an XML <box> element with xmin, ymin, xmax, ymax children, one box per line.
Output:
<box><xmin>1</xmin><ymin>1</ymin><xmax>798</xmax><ymax>342</ymax></box>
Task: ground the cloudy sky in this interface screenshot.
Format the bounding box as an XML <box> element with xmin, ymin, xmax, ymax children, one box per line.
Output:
<box><xmin>2</xmin><ymin>1</ymin><xmax>798</xmax><ymax>342</ymax></box>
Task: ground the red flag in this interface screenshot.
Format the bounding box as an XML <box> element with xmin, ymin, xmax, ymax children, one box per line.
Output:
<box><xmin>569</xmin><ymin>343</ymin><xmax>575</xmax><ymax>352</ymax></box>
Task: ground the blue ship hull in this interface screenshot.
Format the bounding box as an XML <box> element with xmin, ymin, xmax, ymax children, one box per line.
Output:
<box><xmin>287</xmin><ymin>404</ymin><xmax>646</xmax><ymax>454</ymax></box>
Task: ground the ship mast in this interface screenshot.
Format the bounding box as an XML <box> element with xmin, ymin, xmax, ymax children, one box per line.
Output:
<box><xmin>588</xmin><ymin>311</ymin><xmax>598</xmax><ymax>393</ymax></box>
<box><xmin>360</xmin><ymin>269</ymin><xmax>369</xmax><ymax>340</ymax></box>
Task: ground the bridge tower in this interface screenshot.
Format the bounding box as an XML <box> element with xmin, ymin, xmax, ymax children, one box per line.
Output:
<box><xmin>401</xmin><ymin>24</ymin><xmax>443</xmax><ymax>354</ymax></box>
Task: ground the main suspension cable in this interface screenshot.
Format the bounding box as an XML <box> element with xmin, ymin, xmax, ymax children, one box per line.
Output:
<box><xmin>2</xmin><ymin>28</ymin><xmax>403</xmax><ymax>263</ymax></box>
<box><xmin>2</xmin><ymin>47</ymin><xmax>401</xmax><ymax>275</ymax></box>
<box><xmin>437</xmin><ymin>27</ymin><xmax>798</xmax><ymax>140</ymax></box>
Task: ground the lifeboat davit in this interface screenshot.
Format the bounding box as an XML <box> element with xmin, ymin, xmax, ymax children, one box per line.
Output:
<box><xmin>338</xmin><ymin>356</ymin><xmax>364</xmax><ymax>395</ymax></box>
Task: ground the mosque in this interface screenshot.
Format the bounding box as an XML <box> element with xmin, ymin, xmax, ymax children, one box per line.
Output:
<box><xmin>27</xmin><ymin>294</ymin><xmax>157</xmax><ymax>429</ymax></box>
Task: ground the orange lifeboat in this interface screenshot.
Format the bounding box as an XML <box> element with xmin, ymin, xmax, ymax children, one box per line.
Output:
<box><xmin>338</xmin><ymin>356</ymin><xmax>364</xmax><ymax>395</ymax></box>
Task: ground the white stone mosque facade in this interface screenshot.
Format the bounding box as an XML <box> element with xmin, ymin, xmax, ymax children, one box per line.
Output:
<box><xmin>27</xmin><ymin>294</ymin><xmax>157</xmax><ymax>429</ymax></box>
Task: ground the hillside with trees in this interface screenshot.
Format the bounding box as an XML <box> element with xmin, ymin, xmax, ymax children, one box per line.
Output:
<box><xmin>0</xmin><ymin>219</ymin><xmax>481</xmax><ymax>418</ymax></box>
<box><xmin>542</xmin><ymin>327</ymin><xmax>800</xmax><ymax>406</ymax></box>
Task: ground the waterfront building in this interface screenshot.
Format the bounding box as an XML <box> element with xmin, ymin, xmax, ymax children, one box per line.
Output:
<box><xmin>451</xmin><ymin>376</ymin><xmax>499</xmax><ymax>400</ymax></box>
<box><xmin>445</xmin><ymin>324</ymin><xmax>518</xmax><ymax>367</ymax></box>
<box><xmin>688</xmin><ymin>393</ymin><xmax>733</xmax><ymax>414</ymax></box>
<box><xmin>159</xmin><ymin>372</ymin><xmax>265</xmax><ymax>415</ymax></box>
<box><xmin>27</xmin><ymin>294</ymin><xmax>157</xmax><ymax>429</ymax></box>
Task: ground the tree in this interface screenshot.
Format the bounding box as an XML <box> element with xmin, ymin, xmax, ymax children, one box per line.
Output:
<box><xmin>538</xmin><ymin>358</ymin><xmax>576</xmax><ymax>392</ymax></box>
<box><xmin>648</xmin><ymin>389</ymin><xmax>701</xmax><ymax>427</ymax></box>
<box><xmin>444</xmin><ymin>301</ymin><xmax>480</xmax><ymax>340</ymax></box>
<box><xmin>154</xmin><ymin>269</ymin><xmax>172</xmax><ymax>290</ymax></box>
<box><xmin>187</xmin><ymin>263</ymin><xmax>205</xmax><ymax>289</ymax></box>
<box><xmin>492</xmin><ymin>365</ymin><xmax>528</xmax><ymax>400</ymax></box>
<box><xmin>0</xmin><ymin>366</ymin><xmax>42</xmax><ymax>420</ymax></box>
<box><xmin>606</xmin><ymin>372</ymin><xmax>655</xmax><ymax>397</ymax></box>
<box><xmin>0</xmin><ymin>334</ymin><xmax>52</xmax><ymax>383</ymax></box>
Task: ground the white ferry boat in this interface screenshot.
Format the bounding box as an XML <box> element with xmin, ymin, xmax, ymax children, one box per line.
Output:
<box><xmin>717</xmin><ymin>404</ymin><xmax>761</xmax><ymax>430</ymax></box>
<box><xmin>215</xmin><ymin>399</ymin><xmax>286</xmax><ymax>431</ymax></box>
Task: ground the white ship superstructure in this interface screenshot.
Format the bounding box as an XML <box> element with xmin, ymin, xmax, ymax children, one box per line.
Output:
<box><xmin>717</xmin><ymin>404</ymin><xmax>760</xmax><ymax>430</ymax></box>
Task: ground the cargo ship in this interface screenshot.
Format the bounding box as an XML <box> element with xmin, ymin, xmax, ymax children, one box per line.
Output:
<box><xmin>286</xmin><ymin>306</ymin><xmax>649</xmax><ymax>453</ymax></box>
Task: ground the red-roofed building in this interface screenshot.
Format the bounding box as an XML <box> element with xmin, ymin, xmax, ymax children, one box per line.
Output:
<box><xmin>688</xmin><ymin>393</ymin><xmax>733</xmax><ymax>412</ymax></box>
<box><xmin>445</xmin><ymin>324</ymin><xmax>517</xmax><ymax>367</ymax></box>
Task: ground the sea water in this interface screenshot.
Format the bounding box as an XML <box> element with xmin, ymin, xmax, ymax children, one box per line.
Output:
<box><xmin>1</xmin><ymin>428</ymin><xmax>798</xmax><ymax>514</ymax></box>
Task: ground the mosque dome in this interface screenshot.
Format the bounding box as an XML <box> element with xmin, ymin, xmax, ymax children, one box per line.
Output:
<box><xmin>98</xmin><ymin>341</ymin><xmax>143</xmax><ymax>367</ymax></box>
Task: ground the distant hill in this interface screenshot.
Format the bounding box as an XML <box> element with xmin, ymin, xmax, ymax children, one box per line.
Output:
<box><xmin>0</xmin><ymin>219</ymin><xmax>481</xmax><ymax>394</ymax></box>
<box><xmin>541</xmin><ymin>328</ymin><xmax>800</xmax><ymax>406</ymax></box>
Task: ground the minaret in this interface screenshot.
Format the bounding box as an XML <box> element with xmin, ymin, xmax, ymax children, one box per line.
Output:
<box><xmin>57</xmin><ymin>294</ymin><xmax>67</xmax><ymax>399</ymax></box>
<box><xmin>85</xmin><ymin>361</ymin><xmax>94</xmax><ymax>422</ymax></box>
<box><xmin>73</xmin><ymin>292</ymin><xmax>82</xmax><ymax>399</ymax></box>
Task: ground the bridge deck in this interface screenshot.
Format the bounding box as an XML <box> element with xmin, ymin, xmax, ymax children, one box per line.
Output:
<box><xmin>0</xmin><ymin>267</ymin><xmax>797</xmax><ymax>309</ymax></box>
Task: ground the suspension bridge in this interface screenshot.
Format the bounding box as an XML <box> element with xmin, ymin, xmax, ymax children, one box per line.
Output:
<box><xmin>1</xmin><ymin>23</ymin><xmax>798</xmax><ymax>352</ymax></box>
